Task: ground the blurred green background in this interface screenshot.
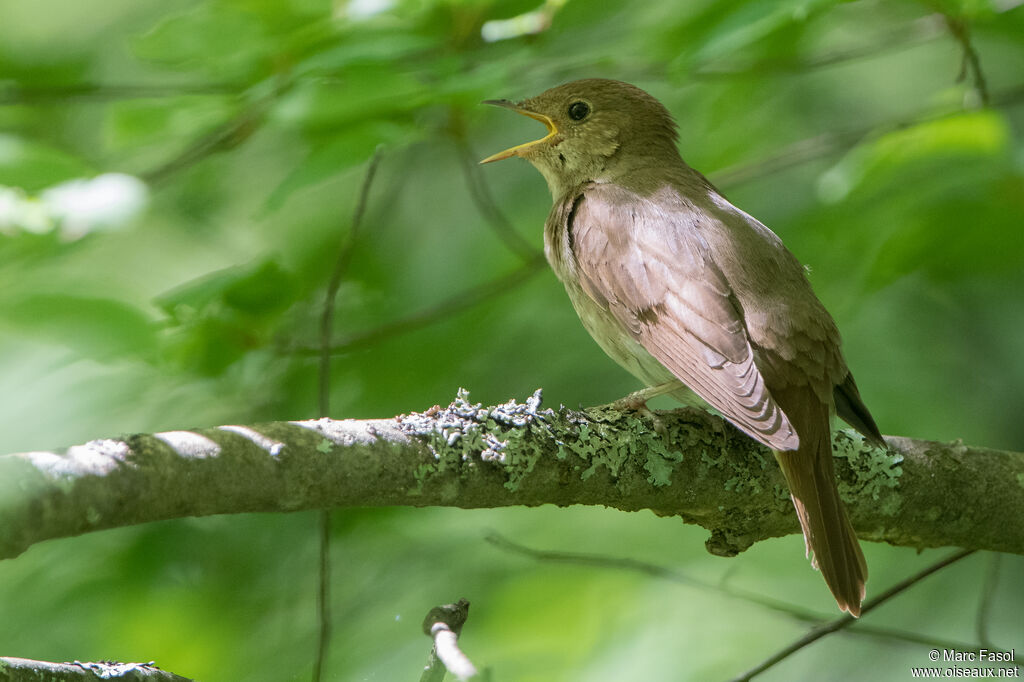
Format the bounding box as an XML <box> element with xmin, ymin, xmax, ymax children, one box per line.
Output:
<box><xmin>1</xmin><ymin>0</ymin><xmax>1022</xmax><ymax>679</ymax></box>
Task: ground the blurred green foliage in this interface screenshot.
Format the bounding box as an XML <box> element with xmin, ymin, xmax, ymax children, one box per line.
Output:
<box><xmin>1</xmin><ymin>0</ymin><xmax>1022</xmax><ymax>679</ymax></box>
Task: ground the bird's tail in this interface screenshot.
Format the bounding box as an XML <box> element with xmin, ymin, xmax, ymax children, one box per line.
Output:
<box><xmin>773</xmin><ymin>407</ymin><xmax>867</xmax><ymax>617</ymax></box>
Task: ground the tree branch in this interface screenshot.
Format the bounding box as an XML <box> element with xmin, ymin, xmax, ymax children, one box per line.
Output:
<box><xmin>0</xmin><ymin>658</ymin><xmax>194</xmax><ymax>681</ymax></box>
<box><xmin>1</xmin><ymin>390</ymin><xmax>1020</xmax><ymax>561</ymax></box>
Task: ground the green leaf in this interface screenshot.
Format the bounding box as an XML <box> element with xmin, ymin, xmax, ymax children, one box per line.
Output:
<box><xmin>0</xmin><ymin>135</ymin><xmax>94</xmax><ymax>192</ymax></box>
<box><xmin>0</xmin><ymin>294</ymin><xmax>157</xmax><ymax>360</ymax></box>
<box><xmin>818</xmin><ymin>111</ymin><xmax>1010</xmax><ymax>203</ymax></box>
<box><xmin>155</xmin><ymin>260</ymin><xmax>297</xmax><ymax>320</ymax></box>
<box><xmin>222</xmin><ymin>261</ymin><xmax>297</xmax><ymax>316</ymax></box>
<box><xmin>272</xmin><ymin>65</ymin><xmax>429</xmax><ymax>131</ymax></box>
<box><xmin>264</xmin><ymin>120</ymin><xmax>413</xmax><ymax>211</ymax></box>
<box><xmin>154</xmin><ymin>260</ymin><xmax>299</xmax><ymax>375</ymax></box>
<box><xmin>105</xmin><ymin>96</ymin><xmax>234</xmax><ymax>154</ymax></box>
<box><xmin>293</xmin><ymin>28</ymin><xmax>437</xmax><ymax>74</ymax></box>
<box><xmin>133</xmin><ymin>5</ymin><xmax>270</xmax><ymax>81</ymax></box>
<box><xmin>158</xmin><ymin>315</ymin><xmax>251</xmax><ymax>376</ymax></box>
<box><xmin>864</xmin><ymin>169</ymin><xmax>1024</xmax><ymax>288</ymax></box>
<box><xmin>668</xmin><ymin>0</ymin><xmax>838</xmax><ymax>65</ymax></box>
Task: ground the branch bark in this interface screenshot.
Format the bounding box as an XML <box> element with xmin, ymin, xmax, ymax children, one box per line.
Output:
<box><xmin>0</xmin><ymin>658</ymin><xmax>194</xmax><ymax>681</ymax></box>
<box><xmin>1</xmin><ymin>390</ymin><xmax>1020</xmax><ymax>561</ymax></box>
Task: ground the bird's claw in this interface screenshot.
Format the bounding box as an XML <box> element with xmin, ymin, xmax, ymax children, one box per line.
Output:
<box><xmin>606</xmin><ymin>386</ymin><xmax>673</xmax><ymax>438</ymax></box>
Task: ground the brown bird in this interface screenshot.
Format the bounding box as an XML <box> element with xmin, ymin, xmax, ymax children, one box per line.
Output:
<box><xmin>481</xmin><ymin>78</ymin><xmax>884</xmax><ymax>616</ymax></box>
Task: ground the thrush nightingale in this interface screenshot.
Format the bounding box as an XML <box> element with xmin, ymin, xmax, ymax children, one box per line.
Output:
<box><xmin>481</xmin><ymin>78</ymin><xmax>884</xmax><ymax>616</ymax></box>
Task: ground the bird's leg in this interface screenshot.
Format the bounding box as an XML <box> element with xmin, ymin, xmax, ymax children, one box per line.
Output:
<box><xmin>605</xmin><ymin>380</ymin><xmax>684</xmax><ymax>436</ymax></box>
<box><xmin>609</xmin><ymin>381</ymin><xmax>681</xmax><ymax>411</ymax></box>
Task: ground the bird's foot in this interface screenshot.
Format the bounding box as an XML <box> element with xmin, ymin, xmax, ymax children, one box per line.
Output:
<box><xmin>605</xmin><ymin>381</ymin><xmax>682</xmax><ymax>438</ymax></box>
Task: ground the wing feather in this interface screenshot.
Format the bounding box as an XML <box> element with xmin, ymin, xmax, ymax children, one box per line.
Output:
<box><xmin>569</xmin><ymin>183</ymin><xmax>799</xmax><ymax>451</ymax></box>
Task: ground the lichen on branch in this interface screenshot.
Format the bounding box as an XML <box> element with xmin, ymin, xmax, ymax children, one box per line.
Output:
<box><xmin>0</xmin><ymin>390</ymin><xmax>1020</xmax><ymax>561</ymax></box>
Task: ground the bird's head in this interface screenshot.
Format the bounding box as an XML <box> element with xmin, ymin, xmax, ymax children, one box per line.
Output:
<box><xmin>481</xmin><ymin>78</ymin><xmax>680</xmax><ymax>197</ymax></box>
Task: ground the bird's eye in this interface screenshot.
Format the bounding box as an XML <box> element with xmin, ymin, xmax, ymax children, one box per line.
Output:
<box><xmin>567</xmin><ymin>101</ymin><xmax>590</xmax><ymax>121</ymax></box>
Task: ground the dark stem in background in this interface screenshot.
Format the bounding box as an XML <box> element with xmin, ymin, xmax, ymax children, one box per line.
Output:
<box><xmin>318</xmin><ymin>147</ymin><xmax>384</xmax><ymax>414</ymax></box>
<box><xmin>485</xmin><ymin>534</ymin><xmax>992</xmax><ymax>655</ymax></box>
<box><xmin>975</xmin><ymin>553</ymin><xmax>1002</xmax><ymax>649</ymax></box>
<box><xmin>313</xmin><ymin>147</ymin><xmax>384</xmax><ymax>682</ymax></box>
<box><xmin>709</xmin><ymin>84</ymin><xmax>1024</xmax><ymax>188</ymax></box>
<box><xmin>287</xmin><ymin>255</ymin><xmax>546</xmax><ymax>356</ymax></box>
<box><xmin>691</xmin><ymin>14</ymin><xmax>946</xmax><ymax>78</ymax></box>
<box><xmin>943</xmin><ymin>15</ymin><xmax>990</xmax><ymax>106</ymax></box>
<box><xmin>729</xmin><ymin>549</ymin><xmax>978</xmax><ymax>682</ymax></box>
<box><xmin>0</xmin><ymin>82</ymin><xmax>244</xmax><ymax>104</ymax></box>
<box><xmin>453</xmin><ymin>136</ymin><xmax>542</xmax><ymax>262</ymax></box>
<box><xmin>140</xmin><ymin>75</ymin><xmax>294</xmax><ymax>187</ymax></box>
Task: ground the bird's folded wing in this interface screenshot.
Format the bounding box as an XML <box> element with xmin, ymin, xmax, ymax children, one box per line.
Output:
<box><xmin>569</xmin><ymin>182</ymin><xmax>799</xmax><ymax>451</ymax></box>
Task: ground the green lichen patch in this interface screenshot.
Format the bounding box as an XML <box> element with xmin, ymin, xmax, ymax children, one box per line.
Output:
<box><xmin>560</xmin><ymin>407</ymin><xmax>640</xmax><ymax>480</ymax></box>
<box><xmin>834</xmin><ymin>429</ymin><xmax>904</xmax><ymax>516</ymax></box>
<box><xmin>644</xmin><ymin>447</ymin><xmax>683</xmax><ymax>487</ymax></box>
<box><xmin>573</xmin><ymin>405</ymin><xmax>686</xmax><ymax>486</ymax></box>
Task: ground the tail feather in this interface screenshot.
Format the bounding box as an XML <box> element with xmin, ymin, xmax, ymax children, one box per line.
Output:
<box><xmin>773</xmin><ymin>391</ymin><xmax>867</xmax><ymax>616</ymax></box>
<box><xmin>834</xmin><ymin>372</ymin><xmax>885</xmax><ymax>449</ymax></box>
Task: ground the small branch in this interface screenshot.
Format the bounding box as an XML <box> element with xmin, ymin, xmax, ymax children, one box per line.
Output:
<box><xmin>139</xmin><ymin>76</ymin><xmax>291</xmax><ymax>187</ymax></box>
<box><xmin>975</xmin><ymin>553</ymin><xmax>1002</xmax><ymax>649</ymax></box>
<box><xmin>288</xmin><ymin>256</ymin><xmax>547</xmax><ymax>357</ymax></box>
<box><xmin>711</xmin><ymin>82</ymin><xmax>1024</xmax><ymax>188</ymax></box>
<box><xmin>421</xmin><ymin>599</ymin><xmax>479</xmax><ymax>681</ymax></box>
<box><xmin>692</xmin><ymin>15</ymin><xmax>945</xmax><ymax>78</ymax></box>
<box><xmin>312</xmin><ymin>507</ymin><xmax>331</xmax><ymax>682</ymax></box>
<box><xmin>453</xmin><ymin>135</ymin><xmax>542</xmax><ymax>263</ymax></box>
<box><xmin>318</xmin><ymin>146</ymin><xmax>384</xmax><ymax>414</ymax></box>
<box><xmin>0</xmin><ymin>658</ymin><xmax>193</xmax><ymax>681</ymax></box>
<box><xmin>0</xmin><ymin>83</ymin><xmax>243</xmax><ymax>105</ymax></box>
<box><xmin>728</xmin><ymin>549</ymin><xmax>981</xmax><ymax>681</ymax></box>
<box><xmin>944</xmin><ymin>15</ymin><xmax>990</xmax><ymax>106</ymax></box>
<box><xmin>484</xmin><ymin>534</ymin><xmax>997</xmax><ymax>654</ymax></box>
<box><xmin>313</xmin><ymin>146</ymin><xmax>383</xmax><ymax>682</ymax></box>
<box><xmin>1</xmin><ymin>391</ymin><xmax>1021</xmax><ymax>562</ymax></box>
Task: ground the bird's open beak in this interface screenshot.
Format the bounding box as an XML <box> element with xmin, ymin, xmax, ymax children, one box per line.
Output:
<box><xmin>479</xmin><ymin>99</ymin><xmax>559</xmax><ymax>164</ymax></box>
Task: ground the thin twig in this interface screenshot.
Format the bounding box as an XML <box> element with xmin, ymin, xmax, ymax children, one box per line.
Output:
<box><xmin>318</xmin><ymin>146</ymin><xmax>384</xmax><ymax>413</ymax></box>
<box><xmin>944</xmin><ymin>15</ymin><xmax>991</xmax><ymax>106</ymax></box>
<box><xmin>711</xmin><ymin>82</ymin><xmax>1024</xmax><ymax>188</ymax></box>
<box><xmin>692</xmin><ymin>15</ymin><xmax>945</xmax><ymax>78</ymax></box>
<box><xmin>312</xmin><ymin>146</ymin><xmax>384</xmax><ymax>682</ymax></box>
<box><xmin>485</xmin><ymin>534</ymin><xmax>988</xmax><ymax>655</ymax></box>
<box><xmin>0</xmin><ymin>82</ymin><xmax>242</xmax><ymax>105</ymax></box>
<box><xmin>288</xmin><ymin>254</ymin><xmax>546</xmax><ymax>357</ymax></box>
<box><xmin>728</xmin><ymin>549</ymin><xmax>977</xmax><ymax>682</ymax></box>
<box><xmin>138</xmin><ymin>75</ymin><xmax>293</xmax><ymax>187</ymax></box>
<box><xmin>488</xmin><ymin>532</ymin><xmax>789</xmax><ymax>609</ymax></box>
<box><xmin>975</xmin><ymin>553</ymin><xmax>1002</xmax><ymax>649</ymax></box>
<box><xmin>454</xmin><ymin>136</ymin><xmax>542</xmax><ymax>263</ymax></box>
<box><xmin>312</xmin><ymin>510</ymin><xmax>332</xmax><ymax>682</ymax></box>
<box><xmin>330</xmin><ymin>255</ymin><xmax>544</xmax><ymax>354</ymax></box>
